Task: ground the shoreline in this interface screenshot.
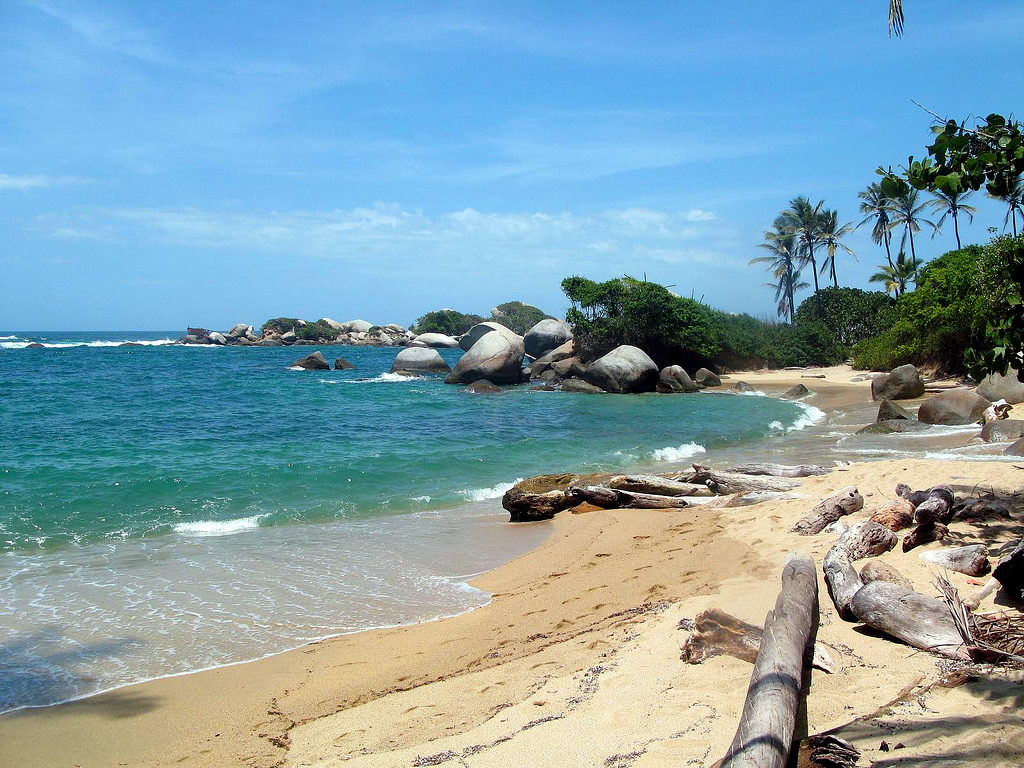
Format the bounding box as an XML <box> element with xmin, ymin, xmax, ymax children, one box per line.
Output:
<box><xmin>3</xmin><ymin>367</ymin><xmax>1022</xmax><ymax>767</ymax></box>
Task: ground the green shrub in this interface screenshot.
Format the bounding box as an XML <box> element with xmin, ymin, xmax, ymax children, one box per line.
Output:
<box><xmin>490</xmin><ymin>301</ymin><xmax>553</xmax><ymax>335</ymax></box>
<box><xmin>410</xmin><ymin>309</ymin><xmax>486</xmax><ymax>336</ymax></box>
<box><xmin>793</xmin><ymin>287</ymin><xmax>895</xmax><ymax>347</ymax></box>
<box><xmin>294</xmin><ymin>320</ymin><xmax>342</xmax><ymax>342</ymax></box>
<box><xmin>261</xmin><ymin>317</ymin><xmax>303</xmax><ymax>335</ymax></box>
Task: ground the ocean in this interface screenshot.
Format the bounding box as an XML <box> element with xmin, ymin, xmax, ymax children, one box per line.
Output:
<box><xmin>0</xmin><ymin>331</ymin><xmax>838</xmax><ymax>712</ymax></box>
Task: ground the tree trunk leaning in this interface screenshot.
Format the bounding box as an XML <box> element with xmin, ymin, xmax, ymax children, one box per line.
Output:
<box><xmin>850</xmin><ymin>581</ymin><xmax>967</xmax><ymax>659</ymax></box>
<box><xmin>719</xmin><ymin>552</ymin><xmax>818</xmax><ymax>768</ymax></box>
<box><xmin>792</xmin><ymin>487</ymin><xmax>864</xmax><ymax>535</ymax></box>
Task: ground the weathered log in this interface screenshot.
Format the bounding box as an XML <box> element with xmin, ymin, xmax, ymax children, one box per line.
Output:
<box><xmin>919</xmin><ymin>545</ymin><xmax>991</xmax><ymax>577</ymax></box>
<box><xmin>689</xmin><ymin>465</ymin><xmax>800</xmax><ymax>495</ymax></box>
<box><xmin>837</xmin><ymin>520</ymin><xmax>898</xmax><ymax>561</ymax></box>
<box><xmin>860</xmin><ymin>560</ymin><xmax>913</xmax><ymax>591</ymax></box>
<box><xmin>992</xmin><ymin>537</ymin><xmax>1024</xmax><ymax>600</ymax></box>
<box><xmin>791</xmin><ymin>486</ymin><xmax>864</xmax><ymax>535</ymax></box>
<box><xmin>720</xmin><ymin>553</ymin><xmax>818</xmax><ymax>768</ymax></box>
<box><xmin>895</xmin><ymin>483</ymin><xmax>929</xmax><ymax>508</ymax></box>
<box><xmin>913</xmin><ymin>485</ymin><xmax>955</xmax><ymax>525</ymax></box>
<box><xmin>869</xmin><ymin>498</ymin><xmax>915</xmax><ymax>532</ymax></box>
<box><xmin>723</xmin><ymin>463</ymin><xmax>830</xmax><ymax>478</ymax></box>
<box><xmin>850</xmin><ymin>581</ymin><xmax>967</xmax><ymax>659</ymax></box>
<box><xmin>964</xmin><ymin>577</ymin><xmax>999</xmax><ymax>611</ymax></box>
<box><xmin>902</xmin><ymin>522</ymin><xmax>948</xmax><ymax>552</ymax></box>
<box><xmin>955</xmin><ymin>498</ymin><xmax>1011</xmax><ymax>521</ymax></box>
<box><xmin>567</xmin><ymin>485</ymin><xmax>689</xmax><ymax>509</ymax></box>
<box><xmin>501</xmin><ymin>489</ymin><xmax>571</xmax><ymax>522</ymax></box>
<box><xmin>606</xmin><ymin>474</ymin><xmax>713</xmax><ymax>497</ymax></box>
<box><xmin>823</xmin><ymin>546</ymin><xmax>862</xmax><ymax>621</ymax></box>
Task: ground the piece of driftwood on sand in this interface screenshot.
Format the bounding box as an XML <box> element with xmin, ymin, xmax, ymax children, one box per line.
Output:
<box><xmin>919</xmin><ymin>544</ymin><xmax>991</xmax><ymax>577</ymax></box>
<box><xmin>823</xmin><ymin>521</ymin><xmax>898</xmax><ymax>621</ymax></box>
<box><xmin>722</xmin><ymin>463</ymin><xmax>830</xmax><ymax>478</ymax></box>
<box><xmin>681</xmin><ymin>465</ymin><xmax>800</xmax><ymax>496</ymax></box>
<box><xmin>850</xmin><ymin>581</ymin><xmax>966</xmax><ymax>659</ymax></box>
<box><xmin>606</xmin><ymin>474</ymin><xmax>713</xmax><ymax>497</ymax></box>
<box><xmin>717</xmin><ymin>552</ymin><xmax>818</xmax><ymax>768</ymax></box>
<box><xmin>901</xmin><ymin>521</ymin><xmax>948</xmax><ymax>552</ymax></box>
<box><xmin>566</xmin><ymin>485</ymin><xmax>689</xmax><ymax>509</ymax></box>
<box><xmin>912</xmin><ymin>485</ymin><xmax>955</xmax><ymax>525</ymax></box>
<box><xmin>791</xmin><ymin>486</ymin><xmax>864</xmax><ymax>535</ymax></box>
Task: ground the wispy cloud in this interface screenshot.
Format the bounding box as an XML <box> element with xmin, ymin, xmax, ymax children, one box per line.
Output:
<box><xmin>0</xmin><ymin>173</ymin><xmax>90</xmax><ymax>190</ymax></box>
<box><xmin>27</xmin><ymin>0</ymin><xmax>167</xmax><ymax>63</ymax></box>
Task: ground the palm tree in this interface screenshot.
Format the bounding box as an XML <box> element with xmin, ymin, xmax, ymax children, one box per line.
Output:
<box><xmin>817</xmin><ymin>208</ymin><xmax>857</xmax><ymax>287</ymax></box>
<box><xmin>869</xmin><ymin>251</ymin><xmax>918</xmax><ymax>297</ymax></box>
<box><xmin>857</xmin><ymin>182</ymin><xmax>895</xmax><ymax>268</ymax></box>
<box><xmin>928</xmin><ymin>188</ymin><xmax>977</xmax><ymax>249</ymax></box>
<box><xmin>887</xmin><ymin>188</ymin><xmax>938</xmax><ymax>264</ymax></box>
<box><xmin>780</xmin><ymin>195</ymin><xmax>825</xmax><ymax>298</ymax></box>
<box><xmin>989</xmin><ymin>176</ymin><xmax>1024</xmax><ymax>237</ymax></box>
<box><xmin>751</xmin><ymin>216</ymin><xmax>803</xmax><ymax>322</ymax></box>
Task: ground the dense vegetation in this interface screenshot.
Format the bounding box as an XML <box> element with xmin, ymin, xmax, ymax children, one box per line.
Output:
<box><xmin>410</xmin><ymin>309</ymin><xmax>486</xmax><ymax>336</ymax></box>
<box><xmin>490</xmin><ymin>301</ymin><xmax>552</xmax><ymax>335</ymax></box>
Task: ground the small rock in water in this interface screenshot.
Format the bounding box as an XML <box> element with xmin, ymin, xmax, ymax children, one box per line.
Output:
<box><xmin>464</xmin><ymin>380</ymin><xmax>503</xmax><ymax>394</ymax></box>
<box><xmin>289</xmin><ymin>351</ymin><xmax>330</xmax><ymax>370</ymax></box>
<box><xmin>334</xmin><ymin>357</ymin><xmax>355</xmax><ymax>370</ymax></box>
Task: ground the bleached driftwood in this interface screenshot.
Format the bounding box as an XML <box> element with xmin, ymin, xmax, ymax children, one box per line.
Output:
<box><xmin>919</xmin><ymin>545</ymin><xmax>991</xmax><ymax>577</ymax></box>
<box><xmin>823</xmin><ymin>521</ymin><xmax>897</xmax><ymax>621</ymax></box>
<box><xmin>913</xmin><ymin>485</ymin><xmax>955</xmax><ymax>525</ymax></box>
<box><xmin>791</xmin><ymin>486</ymin><xmax>864</xmax><ymax>535</ymax></box>
<box><xmin>606</xmin><ymin>474</ymin><xmax>713</xmax><ymax>497</ymax></box>
<box><xmin>850</xmin><ymin>581</ymin><xmax>967</xmax><ymax>659</ymax></box>
<box><xmin>902</xmin><ymin>522</ymin><xmax>948</xmax><ymax>552</ymax></box>
<box><xmin>686</xmin><ymin>465</ymin><xmax>800</xmax><ymax>495</ymax></box>
<box><xmin>567</xmin><ymin>485</ymin><xmax>689</xmax><ymax>509</ymax></box>
<box><xmin>837</xmin><ymin>520</ymin><xmax>898</xmax><ymax>561</ymax></box>
<box><xmin>723</xmin><ymin>463</ymin><xmax>830</xmax><ymax>478</ymax></box>
<box><xmin>719</xmin><ymin>553</ymin><xmax>818</xmax><ymax>768</ymax></box>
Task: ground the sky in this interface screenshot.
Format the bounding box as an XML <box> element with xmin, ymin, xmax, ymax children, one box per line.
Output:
<box><xmin>2</xmin><ymin>1</ymin><xmax>1023</xmax><ymax>331</ymax></box>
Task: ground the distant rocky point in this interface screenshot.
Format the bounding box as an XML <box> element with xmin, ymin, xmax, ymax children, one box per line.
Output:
<box><xmin>179</xmin><ymin>318</ymin><xmax>414</xmax><ymax>347</ymax></box>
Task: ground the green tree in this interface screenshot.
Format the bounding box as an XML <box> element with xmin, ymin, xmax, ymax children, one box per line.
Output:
<box><xmin>817</xmin><ymin>208</ymin><xmax>857</xmax><ymax>287</ymax></box>
<box><xmin>490</xmin><ymin>301</ymin><xmax>552</xmax><ymax>335</ymax></box>
<box><xmin>989</xmin><ymin>176</ymin><xmax>1023</xmax><ymax>238</ymax></box>
<box><xmin>869</xmin><ymin>251</ymin><xmax>918</xmax><ymax>297</ymax></box>
<box><xmin>751</xmin><ymin>216</ymin><xmax>803</xmax><ymax>322</ymax></box>
<box><xmin>780</xmin><ymin>196</ymin><xmax>826</xmax><ymax>302</ymax></box>
<box><xmin>793</xmin><ymin>287</ymin><xmax>894</xmax><ymax>347</ymax></box>
<box><xmin>857</xmin><ymin>182</ymin><xmax>895</xmax><ymax>269</ymax></box>
<box><xmin>887</xmin><ymin>187</ymin><xmax>937</xmax><ymax>266</ymax></box>
<box><xmin>411</xmin><ymin>309</ymin><xmax>485</xmax><ymax>336</ymax></box>
<box><xmin>928</xmin><ymin>188</ymin><xmax>976</xmax><ymax>249</ymax></box>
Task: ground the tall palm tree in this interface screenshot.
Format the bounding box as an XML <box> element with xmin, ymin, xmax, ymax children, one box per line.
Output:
<box><xmin>928</xmin><ymin>188</ymin><xmax>977</xmax><ymax>249</ymax></box>
<box><xmin>989</xmin><ymin>176</ymin><xmax>1024</xmax><ymax>237</ymax></box>
<box><xmin>751</xmin><ymin>216</ymin><xmax>802</xmax><ymax>322</ymax></box>
<box><xmin>857</xmin><ymin>182</ymin><xmax>895</xmax><ymax>268</ymax></box>
<box><xmin>869</xmin><ymin>251</ymin><xmax>918</xmax><ymax>297</ymax></box>
<box><xmin>817</xmin><ymin>208</ymin><xmax>857</xmax><ymax>287</ymax></box>
<box><xmin>780</xmin><ymin>195</ymin><xmax>825</xmax><ymax>297</ymax></box>
<box><xmin>888</xmin><ymin>188</ymin><xmax>938</xmax><ymax>264</ymax></box>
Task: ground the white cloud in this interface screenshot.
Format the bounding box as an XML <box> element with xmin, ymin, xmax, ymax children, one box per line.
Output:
<box><xmin>0</xmin><ymin>173</ymin><xmax>88</xmax><ymax>190</ymax></box>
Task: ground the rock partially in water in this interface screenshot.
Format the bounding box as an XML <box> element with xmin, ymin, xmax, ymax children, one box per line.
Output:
<box><xmin>918</xmin><ymin>390</ymin><xmax>991</xmax><ymax>425</ymax></box>
<box><xmin>871</xmin><ymin>364</ymin><xmax>924</xmax><ymax>401</ymax></box>
<box><xmin>582</xmin><ymin>345</ymin><xmax>658</xmax><ymax>393</ymax></box>
<box><xmin>290</xmin><ymin>351</ymin><xmax>330</xmax><ymax>371</ymax></box>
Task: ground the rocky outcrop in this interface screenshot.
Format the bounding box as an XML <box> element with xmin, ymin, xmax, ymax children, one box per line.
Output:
<box><xmin>982</xmin><ymin>420</ymin><xmax>1024</xmax><ymax>443</ymax></box>
<box><xmin>657</xmin><ymin>365</ymin><xmax>699</xmax><ymax>393</ymax></box>
<box><xmin>464</xmin><ymin>380</ymin><xmax>503</xmax><ymax>394</ymax></box>
<box><xmin>917</xmin><ymin>390</ymin><xmax>992</xmax><ymax>425</ymax></box>
<box><xmin>781</xmin><ymin>384</ymin><xmax>810</xmax><ymax>400</ymax></box>
<box><xmin>458</xmin><ymin>322</ymin><xmax>522</xmax><ymax>352</ymax></box>
<box><xmin>582</xmin><ymin>346</ymin><xmax>658</xmax><ymax>393</ymax></box>
<box><xmin>871</xmin><ymin>364</ymin><xmax>925</xmax><ymax>401</ymax></box>
<box><xmin>334</xmin><ymin>357</ymin><xmax>355</xmax><ymax>370</ymax></box>
<box><xmin>877</xmin><ymin>399</ymin><xmax>914</xmax><ymax>421</ymax></box>
<box><xmin>732</xmin><ymin>381</ymin><xmax>755</xmax><ymax>393</ymax></box>
<box><xmin>290</xmin><ymin>351</ymin><xmax>331</xmax><ymax>370</ymax></box>
<box><xmin>856</xmin><ymin>419</ymin><xmax>934</xmax><ymax>435</ymax></box>
<box><xmin>1006</xmin><ymin>438</ymin><xmax>1024</xmax><ymax>456</ymax></box>
<box><xmin>523</xmin><ymin>319</ymin><xmax>572</xmax><ymax>359</ymax></box>
<box><xmin>207</xmin><ymin>331</ymin><xmax>228</xmax><ymax>345</ymax></box>
<box><xmin>978</xmin><ymin>371</ymin><xmax>1024</xmax><ymax>404</ymax></box>
<box><xmin>561</xmin><ymin>378</ymin><xmax>603</xmax><ymax>394</ymax></box>
<box><xmin>412</xmin><ymin>333</ymin><xmax>462</xmax><ymax>349</ymax></box>
<box><xmin>694</xmin><ymin>368</ymin><xmax>721</xmax><ymax>388</ymax></box>
<box><xmin>445</xmin><ymin>330</ymin><xmax>525</xmax><ymax>385</ymax></box>
<box><xmin>391</xmin><ymin>347</ymin><xmax>451</xmax><ymax>374</ymax></box>
<box><xmin>340</xmin><ymin>319</ymin><xmax>373</xmax><ymax>333</ymax></box>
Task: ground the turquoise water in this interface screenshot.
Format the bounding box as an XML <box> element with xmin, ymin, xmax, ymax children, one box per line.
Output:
<box><xmin>0</xmin><ymin>332</ymin><xmax>818</xmax><ymax>713</ymax></box>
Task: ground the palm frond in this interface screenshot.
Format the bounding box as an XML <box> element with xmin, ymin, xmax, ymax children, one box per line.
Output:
<box><xmin>889</xmin><ymin>0</ymin><xmax>904</xmax><ymax>38</ymax></box>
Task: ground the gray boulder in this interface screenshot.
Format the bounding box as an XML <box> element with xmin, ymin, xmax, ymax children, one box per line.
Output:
<box><xmin>561</xmin><ymin>378</ymin><xmax>603</xmax><ymax>394</ymax></box>
<box><xmin>871</xmin><ymin>364</ymin><xmax>925</xmax><ymax>401</ymax></box>
<box><xmin>290</xmin><ymin>351</ymin><xmax>330</xmax><ymax>371</ymax></box>
<box><xmin>413</xmin><ymin>332</ymin><xmax>461</xmax><ymax>349</ymax></box>
<box><xmin>1006</xmin><ymin>438</ymin><xmax>1024</xmax><ymax>457</ymax></box>
<box><xmin>856</xmin><ymin>419</ymin><xmax>934</xmax><ymax>435</ymax></box>
<box><xmin>320</xmin><ymin>318</ymin><xmax>345</xmax><ymax>331</ymax></box>
<box><xmin>732</xmin><ymin>381</ymin><xmax>755</xmax><ymax>393</ymax></box>
<box><xmin>458</xmin><ymin>322</ymin><xmax>522</xmax><ymax>352</ymax></box>
<box><xmin>657</xmin><ymin>365</ymin><xmax>699</xmax><ymax>393</ymax></box>
<box><xmin>781</xmin><ymin>384</ymin><xmax>810</xmax><ymax>400</ymax></box>
<box><xmin>227</xmin><ymin>323</ymin><xmax>250</xmax><ymax>337</ymax></box>
<box><xmin>582</xmin><ymin>345</ymin><xmax>658</xmax><ymax>394</ymax></box>
<box><xmin>258</xmin><ymin>339</ymin><xmax>284</xmax><ymax>347</ymax></box>
<box><xmin>877</xmin><ymin>399</ymin><xmax>915</xmax><ymax>422</ymax></box>
<box><xmin>978</xmin><ymin>371</ymin><xmax>1024</xmax><ymax>404</ymax></box>
<box><xmin>341</xmin><ymin>319</ymin><xmax>373</xmax><ymax>333</ymax></box>
<box><xmin>694</xmin><ymin>368</ymin><xmax>721</xmax><ymax>388</ymax></box>
<box><xmin>334</xmin><ymin>357</ymin><xmax>355</xmax><ymax>370</ymax></box>
<box><xmin>391</xmin><ymin>347</ymin><xmax>451</xmax><ymax>374</ymax></box>
<box><xmin>981</xmin><ymin>420</ymin><xmax>1024</xmax><ymax>443</ymax></box>
<box><xmin>445</xmin><ymin>330</ymin><xmax>525</xmax><ymax>385</ymax></box>
<box><xmin>464</xmin><ymin>380</ymin><xmax>503</xmax><ymax>394</ymax></box>
<box><xmin>551</xmin><ymin>356</ymin><xmax>586</xmax><ymax>379</ymax></box>
<box><xmin>918</xmin><ymin>390</ymin><xmax>992</xmax><ymax>425</ymax></box>
<box><xmin>207</xmin><ymin>331</ymin><xmax>228</xmax><ymax>345</ymax></box>
<box><xmin>280</xmin><ymin>331</ymin><xmax>297</xmax><ymax>343</ymax></box>
<box><xmin>524</xmin><ymin>319</ymin><xmax>573</xmax><ymax>359</ymax></box>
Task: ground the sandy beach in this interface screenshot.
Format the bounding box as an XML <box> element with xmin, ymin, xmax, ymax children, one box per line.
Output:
<box><xmin>3</xmin><ymin>367</ymin><xmax>1023</xmax><ymax>768</ymax></box>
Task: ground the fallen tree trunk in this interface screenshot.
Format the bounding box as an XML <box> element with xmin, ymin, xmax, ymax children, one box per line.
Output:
<box><xmin>823</xmin><ymin>521</ymin><xmax>897</xmax><ymax>620</ymax></box>
<box><xmin>606</xmin><ymin>474</ymin><xmax>713</xmax><ymax>497</ymax></box>
<box><xmin>850</xmin><ymin>581</ymin><xmax>967</xmax><ymax>659</ymax></box>
<box><xmin>567</xmin><ymin>485</ymin><xmax>689</xmax><ymax>509</ymax></box>
<box><xmin>913</xmin><ymin>485</ymin><xmax>955</xmax><ymax>525</ymax></box>
<box><xmin>919</xmin><ymin>545</ymin><xmax>991</xmax><ymax>577</ymax></box>
<box><xmin>869</xmin><ymin>498</ymin><xmax>915</xmax><ymax>532</ymax></box>
<box><xmin>719</xmin><ymin>553</ymin><xmax>818</xmax><ymax>768</ymax></box>
<box><xmin>723</xmin><ymin>463</ymin><xmax>830</xmax><ymax>478</ymax></box>
<box><xmin>688</xmin><ymin>465</ymin><xmax>800</xmax><ymax>495</ymax></box>
<box><xmin>902</xmin><ymin>522</ymin><xmax>948</xmax><ymax>552</ymax></box>
<box><xmin>791</xmin><ymin>486</ymin><xmax>864</xmax><ymax>535</ymax></box>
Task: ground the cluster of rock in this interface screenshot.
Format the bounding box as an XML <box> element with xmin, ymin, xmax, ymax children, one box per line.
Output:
<box><xmin>858</xmin><ymin>364</ymin><xmax>1024</xmax><ymax>455</ymax></box>
<box><xmin>179</xmin><ymin>319</ymin><xmax>414</xmax><ymax>347</ymax></box>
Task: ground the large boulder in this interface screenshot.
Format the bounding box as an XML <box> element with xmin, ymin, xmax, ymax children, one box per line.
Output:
<box><xmin>334</xmin><ymin>357</ymin><xmax>355</xmax><ymax>370</ymax></box>
<box><xmin>207</xmin><ymin>331</ymin><xmax>228</xmax><ymax>345</ymax></box>
<box><xmin>981</xmin><ymin>420</ymin><xmax>1024</xmax><ymax>443</ymax></box>
<box><xmin>320</xmin><ymin>318</ymin><xmax>345</xmax><ymax>331</ymax></box>
<box><xmin>445</xmin><ymin>330</ymin><xmax>525</xmax><ymax>385</ymax></box>
<box><xmin>464</xmin><ymin>380</ymin><xmax>503</xmax><ymax>394</ymax></box>
<box><xmin>458</xmin><ymin>322</ymin><xmax>522</xmax><ymax>352</ymax></box>
<box><xmin>978</xmin><ymin>371</ymin><xmax>1024</xmax><ymax>404</ymax></box>
<box><xmin>918</xmin><ymin>390</ymin><xmax>992</xmax><ymax>425</ymax></box>
<box><xmin>871</xmin><ymin>364</ymin><xmax>925</xmax><ymax>401</ymax></box>
<box><xmin>582</xmin><ymin>345</ymin><xmax>658</xmax><ymax>394</ymax></box>
<box><xmin>227</xmin><ymin>323</ymin><xmax>250</xmax><ymax>338</ymax></box>
<box><xmin>1006</xmin><ymin>438</ymin><xmax>1024</xmax><ymax>457</ymax></box>
<box><xmin>781</xmin><ymin>384</ymin><xmax>810</xmax><ymax>400</ymax></box>
<box><xmin>877</xmin><ymin>399</ymin><xmax>915</xmax><ymax>421</ymax></box>
<box><xmin>290</xmin><ymin>351</ymin><xmax>331</xmax><ymax>371</ymax></box>
<box><xmin>694</xmin><ymin>368</ymin><xmax>721</xmax><ymax>388</ymax></box>
<box><xmin>523</xmin><ymin>319</ymin><xmax>573</xmax><ymax>359</ymax></box>
<box><xmin>340</xmin><ymin>319</ymin><xmax>373</xmax><ymax>333</ymax></box>
<box><xmin>412</xmin><ymin>333</ymin><xmax>461</xmax><ymax>349</ymax></box>
<box><xmin>560</xmin><ymin>378</ymin><xmax>603</xmax><ymax>394</ymax></box>
<box><xmin>391</xmin><ymin>347</ymin><xmax>451</xmax><ymax>374</ymax></box>
<box><xmin>856</xmin><ymin>419</ymin><xmax>934</xmax><ymax>435</ymax></box>
<box><xmin>657</xmin><ymin>365</ymin><xmax>699</xmax><ymax>393</ymax></box>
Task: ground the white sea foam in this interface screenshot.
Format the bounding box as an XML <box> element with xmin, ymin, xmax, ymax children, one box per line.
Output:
<box><xmin>333</xmin><ymin>373</ymin><xmax>419</xmax><ymax>384</ymax></box>
<box><xmin>651</xmin><ymin>442</ymin><xmax>707</xmax><ymax>461</ymax></box>
<box><xmin>787</xmin><ymin>403</ymin><xmax>826</xmax><ymax>432</ymax></box>
<box><xmin>768</xmin><ymin>420</ymin><xmax>785</xmax><ymax>431</ymax></box>
<box><xmin>0</xmin><ymin>335</ymin><xmax>18</xmax><ymax>340</ymax></box>
<box><xmin>458</xmin><ymin>480</ymin><xmax>522</xmax><ymax>501</ymax></box>
<box><xmin>411</xmin><ymin>495</ymin><xmax>432</xmax><ymax>503</ymax></box>
<box><xmin>173</xmin><ymin>515</ymin><xmax>264</xmax><ymax>536</ymax></box>
<box><xmin>1</xmin><ymin>338</ymin><xmax>177</xmax><ymax>349</ymax></box>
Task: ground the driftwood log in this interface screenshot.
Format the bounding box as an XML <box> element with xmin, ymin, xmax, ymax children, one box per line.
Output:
<box><xmin>567</xmin><ymin>485</ymin><xmax>688</xmax><ymax>509</ymax></box>
<box><xmin>919</xmin><ymin>545</ymin><xmax>992</xmax><ymax>577</ymax></box>
<box><xmin>850</xmin><ymin>581</ymin><xmax>967</xmax><ymax>659</ymax></box>
<box><xmin>902</xmin><ymin>522</ymin><xmax>948</xmax><ymax>552</ymax></box>
<box><xmin>686</xmin><ymin>465</ymin><xmax>800</xmax><ymax>495</ymax></box>
<box><xmin>823</xmin><ymin>521</ymin><xmax>897</xmax><ymax>621</ymax></box>
<box><xmin>606</xmin><ymin>474</ymin><xmax>713</xmax><ymax>497</ymax></box>
<box><xmin>913</xmin><ymin>485</ymin><xmax>955</xmax><ymax>525</ymax></box>
<box><xmin>791</xmin><ymin>486</ymin><xmax>864</xmax><ymax>535</ymax></box>
<box><xmin>868</xmin><ymin>498</ymin><xmax>915</xmax><ymax>532</ymax></box>
<box><xmin>502</xmin><ymin>489</ymin><xmax>571</xmax><ymax>522</ymax></box>
<box><xmin>860</xmin><ymin>560</ymin><xmax>913</xmax><ymax>591</ymax></box>
<box><xmin>723</xmin><ymin>463</ymin><xmax>830</xmax><ymax>478</ymax></box>
<box><xmin>719</xmin><ymin>553</ymin><xmax>818</xmax><ymax>768</ymax></box>
<box><xmin>895</xmin><ymin>483</ymin><xmax>929</xmax><ymax>508</ymax></box>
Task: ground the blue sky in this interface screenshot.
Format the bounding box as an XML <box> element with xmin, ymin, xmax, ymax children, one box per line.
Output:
<box><xmin>2</xmin><ymin>1</ymin><xmax>1023</xmax><ymax>331</ymax></box>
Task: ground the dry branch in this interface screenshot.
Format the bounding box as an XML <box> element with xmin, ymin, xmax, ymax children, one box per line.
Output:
<box><xmin>791</xmin><ymin>487</ymin><xmax>864</xmax><ymax>535</ymax></box>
